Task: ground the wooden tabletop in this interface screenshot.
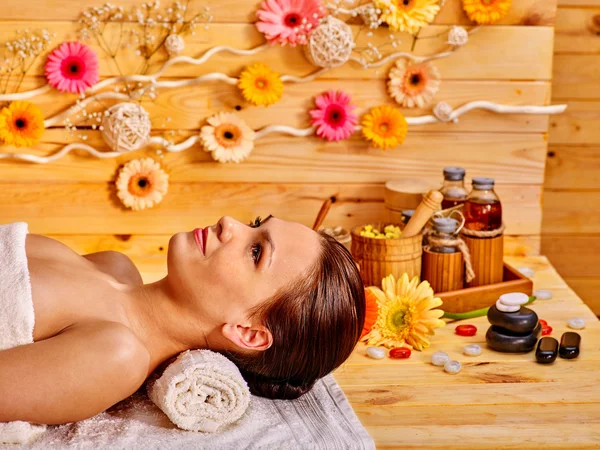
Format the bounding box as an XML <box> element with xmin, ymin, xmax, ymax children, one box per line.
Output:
<box><xmin>335</xmin><ymin>256</ymin><xmax>600</xmax><ymax>449</ymax></box>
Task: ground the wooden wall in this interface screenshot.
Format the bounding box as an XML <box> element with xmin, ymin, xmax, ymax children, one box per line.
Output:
<box><xmin>0</xmin><ymin>1</ymin><xmax>558</xmax><ymax>283</ymax></box>
<box><xmin>545</xmin><ymin>0</ymin><xmax>600</xmax><ymax>315</ymax></box>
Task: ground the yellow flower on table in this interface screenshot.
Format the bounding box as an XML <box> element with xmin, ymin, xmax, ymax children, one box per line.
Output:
<box><xmin>361</xmin><ymin>273</ymin><xmax>445</xmax><ymax>350</ymax></box>
<box><xmin>238</xmin><ymin>63</ymin><xmax>284</xmax><ymax>107</ymax></box>
<box><xmin>462</xmin><ymin>0</ymin><xmax>512</xmax><ymax>25</ymax></box>
<box><xmin>361</xmin><ymin>105</ymin><xmax>408</xmax><ymax>150</ymax></box>
<box><xmin>374</xmin><ymin>0</ymin><xmax>441</xmax><ymax>35</ymax></box>
<box><xmin>0</xmin><ymin>101</ymin><xmax>45</xmax><ymax>148</ymax></box>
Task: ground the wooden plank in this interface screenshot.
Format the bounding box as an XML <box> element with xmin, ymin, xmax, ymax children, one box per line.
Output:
<box><xmin>18</xmin><ymin>77</ymin><xmax>551</xmax><ymax>132</ymax></box>
<box><xmin>554</xmin><ymin>7</ymin><xmax>600</xmax><ymax>54</ymax></box>
<box><xmin>0</xmin><ymin>130</ymin><xmax>548</xmax><ymax>185</ymax></box>
<box><xmin>361</xmin><ymin>424</ymin><xmax>600</xmax><ymax>449</ymax></box>
<box><xmin>548</xmin><ymin>101</ymin><xmax>600</xmax><ymax>145</ymax></box>
<box><xmin>0</xmin><ymin>183</ymin><xmax>543</xmax><ymax>235</ymax></box>
<box><xmin>542</xmin><ymin>190</ymin><xmax>600</xmax><ymax>234</ymax></box>
<box><xmin>565</xmin><ymin>278</ymin><xmax>600</xmax><ymax>315</ymax></box>
<box><xmin>553</xmin><ymin>55</ymin><xmax>600</xmax><ymax>99</ymax></box>
<box><xmin>545</xmin><ymin>145</ymin><xmax>600</xmax><ymax>190</ymax></box>
<box><xmin>542</xmin><ymin>234</ymin><xmax>600</xmax><ymax>278</ymax></box>
<box><xmin>0</xmin><ymin>23</ymin><xmax>555</xmax><ymax>80</ymax></box>
<box><xmin>559</xmin><ymin>0</ymin><xmax>600</xmax><ymax>6</ymax></box>
<box><xmin>0</xmin><ymin>0</ymin><xmax>558</xmax><ymax>25</ymax></box>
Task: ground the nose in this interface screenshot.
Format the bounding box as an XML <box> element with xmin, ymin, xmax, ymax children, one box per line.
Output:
<box><xmin>216</xmin><ymin>216</ymin><xmax>238</xmax><ymax>243</ymax></box>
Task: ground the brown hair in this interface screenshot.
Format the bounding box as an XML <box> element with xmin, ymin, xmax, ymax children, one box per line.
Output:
<box><xmin>227</xmin><ymin>232</ymin><xmax>365</xmax><ymax>400</ymax></box>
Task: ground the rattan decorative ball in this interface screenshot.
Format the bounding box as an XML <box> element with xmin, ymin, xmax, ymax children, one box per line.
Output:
<box><xmin>304</xmin><ymin>17</ymin><xmax>355</xmax><ymax>69</ymax></box>
<box><xmin>101</xmin><ymin>102</ymin><xmax>152</xmax><ymax>153</ymax></box>
<box><xmin>433</xmin><ymin>101</ymin><xmax>455</xmax><ymax>123</ymax></box>
<box><xmin>165</xmin><ymin>34</ymin><xmax>185</xmax><ymax>56</ymax></box>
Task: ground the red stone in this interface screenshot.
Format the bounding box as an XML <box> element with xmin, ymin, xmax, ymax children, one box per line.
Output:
<box><xmin>455</xmin><ymin>325</ymin><xmax>477</xmax><ymax>337</ymax></box>
<box><xmin>539</xmin><ymin>319</ymin><xmax>548</xmax><ymax>327</ymax></box>
<box><xmin>542</xmin><ymin>326</ymin><xmax>553</xmax><ymax>336</ymax></box>
<box><xmin>389</xmin><ymin>347</ymin><xmax>412</xmax><ymax>359</ymax></box>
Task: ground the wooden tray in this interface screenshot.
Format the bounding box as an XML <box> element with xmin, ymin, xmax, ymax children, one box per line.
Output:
<box><xmin>436</xmin><ymin>263</ymin><xmax>533</xmax><ymax>314</ymax></box>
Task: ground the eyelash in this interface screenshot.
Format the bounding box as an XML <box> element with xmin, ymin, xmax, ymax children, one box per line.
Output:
<box><xmin>249</xmin><ymin>216</ymin><xmax>263</xmax><ymax>265</ymax></box>
<box><xmin>249</xmin><ymin>216</ymin><xmax>263</xmax><ymax>228</ymax></box>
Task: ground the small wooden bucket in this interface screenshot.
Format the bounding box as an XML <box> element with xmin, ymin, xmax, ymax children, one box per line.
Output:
<box><xmin>351</xmin><ymin>223</ymin><xmax>423</xmax><ymax>287</ymax></box>
<box><xmin>422</xmin><ymin>249</ymin><xmax>465</xmax><ymax>293</ymax></box>
<box><xmin>462</xmin><ymin>233</ymin><xmax>504</xmax><ymax>287</ymax></box>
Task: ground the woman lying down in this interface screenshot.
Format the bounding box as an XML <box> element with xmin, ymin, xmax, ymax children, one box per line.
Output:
<box><xmin>0</xmin><ymin>215</ymin><xmax>365</xmax><ymax>425</ymax></box>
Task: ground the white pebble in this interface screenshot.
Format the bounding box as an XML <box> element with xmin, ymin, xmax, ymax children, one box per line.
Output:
<box><xmin>444</xmin><ymin>360</ymin><xmax>462</xmax><ymax>374</ymax></box>
<box><xmin>463</xmin><ymin>344</ymin><xmax>482</xmax><ymax>357</ymax></box>
<box><xmin>366</xmin><ymin>346</ymin><xmax>386</xmax><ymax>360</ymax></box>
<box><xmin>431</xmin><ymin>351</ymin><xmax>450</xmax><ymax>367</ymax></box>
<box><xmin>499</xmin><ymin>292</ymin><xmax>529</xmax><ymax>306</ymax></box>
<box><xmin>534</xmin><ymin>289</ymin><xmax>553</xmax><ymax>300</ymax></box>
<box><xmin>567</xmin><ymin>318</ymin><xmax>585</xmax><ymax>330</ymax></box>
<box><xmin>496</xmin><ymin>300</ymin><xmax>520</xmax><ymax>313</ymax></box>
<box><xmin>518</xmin><ymin>267</ymin><xmax>535</xmax><ymax>278</ymax></box>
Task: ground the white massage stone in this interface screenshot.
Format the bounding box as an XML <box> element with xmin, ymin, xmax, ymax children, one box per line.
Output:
<box><xmin>568</xmin><ymin>318</ymin><xmax>585</xmax><ymax>330</ymax></box>
<box><xmin>496</xmin><ymin>300</ymin><xmax>520</xmax><ymax>313</ymax></box>
<box><xmin>444</xmin><ymin>360</ymin><xmax>462</xmax><ymax>374</ymax></box>
<box><xmin>499</xmin><ymin>293</ymin><xmax>529</xmax><ymax>306</ymax></box>
<box><xmin>534</xmin><ymin>289</ymin><xmax>553</xmax><ymax>300</ymax></box>
<box><xmin>463</xmin><ymin>344</ymin><xmax>482</xmax><ymax>357</ymax></box>
<box><xmin>367</xmin><ymin>347</ymin><xmax>386</xmax><ymax>360</ymax></box>
<box><xmin>518</xmin><ymin>267</ymin><xmax>535</xmax><ymax>278</ymax></box>
<box><xmin>431</xmin><ymin>351</ymin><xmax>450</xmax><ymax>367</ymax></box>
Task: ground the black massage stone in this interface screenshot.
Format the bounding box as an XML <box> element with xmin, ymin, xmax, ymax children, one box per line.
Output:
<box><xmin>486</xmin><ymin>323</ymin><xmax>542</xmax><ymax>353</ymax></box>
<box><xmin>559</xmin><ymin>332</ymin><xmax>581</xmax><ymax>360</ymax></box>
<box><xmin>487</xmin><ymin>305</ymin><xmax>539</xmax><ymax>334</ymax></box>
<box><xmin>535</xmin><ymin>337</ymin><xmax>559</xmax><ymax>364</ymax></box>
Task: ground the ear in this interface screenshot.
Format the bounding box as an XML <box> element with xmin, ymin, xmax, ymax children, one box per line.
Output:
<box><xmin>222</xmin><ymin>323</ymin><xmax>273</xmax><ymax>352</ymax></box>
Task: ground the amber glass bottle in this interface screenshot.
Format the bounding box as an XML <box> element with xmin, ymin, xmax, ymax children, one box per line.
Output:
<box><xmin>464</xmin><ymin>177</ymin><xmax>503</xmax><ymax>232</ymax></box>
<box><xmin>440</xmin><ymin>167</ymin><xmax>468</xmax><ymax>209</ymax></box>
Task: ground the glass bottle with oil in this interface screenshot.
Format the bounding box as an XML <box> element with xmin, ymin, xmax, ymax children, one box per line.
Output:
<box><xmin>440</xmin><ymin>167</ymin><xmax>469</xmax><ymax>210</ymax></box>
<box><xmin>464</xmin><ymin>177</ymin><xmax>503</xmax><ymax>232</ymax></box>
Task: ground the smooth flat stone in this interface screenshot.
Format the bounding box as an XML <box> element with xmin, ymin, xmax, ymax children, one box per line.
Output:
<box><xmin>455</xmin><ymin>324</ymin><xmax>477</xmax><ymax>337</ymax></box>
<box><xmin>431</xmin><ymin>351</ymin><xmax>450</xmax><ymax>367</ymax></box>
<box><xmin>496</xmin><ymin>301</ymin><xmax>520</xmax><ymax>313</ymax></box>
<box><xmin>534</xmin><ymin>289</ymin><xmax>553</xmax><ymax>300</ymax></box>
<box><xmin>367</xmin><ymin>347</ymin><xmax>386</xmax><ymax>359</ymax></box>
<box><xmin>536</xmin><ymin>337</ymin><xmax>559</xmax><ymax>364</ymax></box>
<box><xmin>486</xmin><ymin>323</ymin><xmax>542</xmax><ymax>353</ymax></box>
<box><xmin>444</xmin><ymin>360</ymin><xmax>462</xmax><ymax>374</ymax></box>
<box><xmin>498</xmin><ymin>293</ymin><xmax>530</xmax><ymax>306</ymax></box>
<box><xmin>389</xmin><ymin>347</ymin><xmax>411</xmax><ymax>359</ymax></box>
<box><xmin>559</xmin><ymin>332</ymin><xmax>581</xmax><ymax>360</ymax></box>
<box><xmin>463</xmin><ymin>344</ymin><xmax>482</xmax><ymax>356</ymax></box>
<box><xmin>518</xmin><ymin>267</ymin><xmax>535</xmax><ymax>278</ymax></box>
<box><xmin>568</xmin><ymin>318</ymin><xmax>586</xmax><ymax>330</ymax></box>
<box><xmin>487</xmin><ymin>305</ymin><xmax>539</xmax><ymax>334</ymax></box>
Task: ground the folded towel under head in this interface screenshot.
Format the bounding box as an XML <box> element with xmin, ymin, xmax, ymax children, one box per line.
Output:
<box><xmin>147</xmin><ymin>350</ymin><xmax>251</xmax><ymax>433</ymax></box>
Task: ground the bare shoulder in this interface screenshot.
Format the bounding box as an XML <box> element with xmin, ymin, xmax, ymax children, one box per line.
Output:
<box><xmin>83</xmin><ymin>251</ymin><xmax>144</xmax><ymax>285</ymax></box>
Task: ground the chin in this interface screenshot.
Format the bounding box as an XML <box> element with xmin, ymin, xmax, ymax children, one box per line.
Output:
<box><xmin>166</xmin><ymin>232</ymin><xmax>192</xmax><ymax>274</ymax></box>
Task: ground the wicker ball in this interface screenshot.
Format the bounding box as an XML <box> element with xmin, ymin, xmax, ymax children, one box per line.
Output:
<box><xmin>304</xmin><ymin>17</ymin><xmax>355</xmax><ymax>69</ymax></box>
<box><xmin>433</xmin><ymin>102</ymin><xmax>455</xmax><ymax>123</ymax></box>
<box><xmin>165</xmin><ymin>34</ymin><xmax>185</xmax><ymax>56</ymax></box>
<box><xmin>101</xmin><ymin>103</ymin><xmax>152</xmax><ymax>153</ymax></box>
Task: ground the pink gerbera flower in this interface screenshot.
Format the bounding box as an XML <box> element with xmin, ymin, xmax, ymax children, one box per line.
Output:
<box><xmin>309</xmin><ymin>91</ymin><xmax>358</xmax><ymax>142</ymax></box>
<box><xmin>45</xmin><ymin>41</ymin><xmax>99</xmax><ymax>94</ymax></box>
<box><xmin>256</xmin><ymin>0</ymin><xmax>326</xmax><ymax>47</ymax></box>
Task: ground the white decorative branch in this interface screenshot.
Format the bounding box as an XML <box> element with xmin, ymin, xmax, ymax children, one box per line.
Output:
<box><xmin>0</xmin><ymin>143</ymin><xmax>122</xmax><ymax>164</ymax></box>
<box><xmin>280</xmin><ymin>68</ymin><xmax>331</xmax><ymax>84</ymax></box>
<box><xmin>255</xmin><ymin>125</ymin><xmax>315</xmax><ymax>140</ymax></box>
<box><xmin>153</xmin><ymin>72</ymin><xmax>238</xmax><ymax>89</ymax></box>
<box><xmin>148</xmin><ymin>135</ymin><xmax>199</xmax><ymax>152</ymax></box>
<box><xmin>0</xmin><ymin>85</ymin><xmax>52</xmax><ymax>101</ymax></box>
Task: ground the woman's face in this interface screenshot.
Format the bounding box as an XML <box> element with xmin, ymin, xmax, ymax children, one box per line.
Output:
<box><xmin>167</xmin><ymin>215</ymin><xmax>321</xmax><ymax>327</ymax></box>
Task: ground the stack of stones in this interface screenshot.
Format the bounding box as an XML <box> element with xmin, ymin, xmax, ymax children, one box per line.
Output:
<box><xmin>486</xmin><ymin>293</ymin><xmax>541</xmax><ymax>353</ymax></box>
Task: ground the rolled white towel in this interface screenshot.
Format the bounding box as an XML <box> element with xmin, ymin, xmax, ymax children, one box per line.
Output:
<box><xmin>147</xmin><ymin>350</ymin><xmax>251</xmax><ymax>433</ymax></box>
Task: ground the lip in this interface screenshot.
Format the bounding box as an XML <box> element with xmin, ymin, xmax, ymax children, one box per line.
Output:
<box><xmin>194</xmin><ymin>228</ymin><xmax>208</xmax><ymax>255</ymax></box>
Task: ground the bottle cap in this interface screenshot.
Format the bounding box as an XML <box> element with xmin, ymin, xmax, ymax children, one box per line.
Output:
<box><xmin>401</xmin><ymin>209</ymin><xmax>415</xmax><ymax>220</ymax></box>
<box><xmin>432</xmin><ymin>217</ymin><xmax>459</xmax><ymax>234</ymax></box>
<box><xmin>443</xmin><ymin>167</ymin><xmax>466</xmax><ymax>181</ymax></box>
<box><xmin>472</xmin><ymin>177</ymin><xmax>495</xmax><ymax>190</ymax></box>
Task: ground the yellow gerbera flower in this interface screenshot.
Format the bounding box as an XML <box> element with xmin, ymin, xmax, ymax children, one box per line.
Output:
<box><xmin>238</xmin><ymin>63</ymin><xmax>284</xmax><ymax>107</ymax></box>
<box><xmin>361</xmin><ymin>105</ymin><xmax>408</xmax><ymax>150</ymax></box>
<box><xmin>462</xmin><ymin>0</ymin><xmax>512</xmax><ymax>25</ymax></box>
<box><xmin>0</xmin><ymin>101</ymin><xmax>45</xmax><ymax>148</ymax></box>
<box><xmin>361</xmin><ymin>273</ymin><xmax>445</xmax><ymax>350</ymax></box>
<box><xmin>374</xmin><ymin>0</ymin><xmax>441</xmax><ymax>35</ymax></box>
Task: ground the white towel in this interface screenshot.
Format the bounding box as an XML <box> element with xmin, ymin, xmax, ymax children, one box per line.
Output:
<box><xmin>147</xmin><ymin>350</ymin><xmax>251</xmax><ymax>433</ymax></box>
<box><xmin>0</xmin><ymin>222</ymin><xmax>47</xmax><ymax>445</ymax></box>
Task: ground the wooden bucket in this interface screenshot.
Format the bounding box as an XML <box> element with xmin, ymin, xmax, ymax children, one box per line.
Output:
<box><xmin>384</xmin><ymin>179</ymin><xmax>433</xmax><ymax>224</ymax></box>
<box><xmin>351</xmin><ymin>223</ymin><xmax>423</xmax><ymax>287</ymax></box>
<box><xmin>462</xmin><ymin>233</ymin><xmax>504</xmax><ymax>287</ymax></box>
<box><xmin>422</xmin><ymin>249</ymin><xmax>465</xmax><ymax>293</ymax></box>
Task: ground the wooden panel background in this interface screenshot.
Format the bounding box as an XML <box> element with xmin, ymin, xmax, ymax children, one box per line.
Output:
<box><xmin>545</xmin><ymin>0</ymin><xmax>600</xmax><ymax>315</ymax></box>
<box><xmin>0</xmin><ymin>1</ymin><xmax>558</xmax><ymax>283</ymax></box>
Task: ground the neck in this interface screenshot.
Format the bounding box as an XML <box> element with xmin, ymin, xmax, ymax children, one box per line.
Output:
<box><xmin>119</xmin><ymin>277</ymin><xmax>211</xmax><ymax>375</ymax></box>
